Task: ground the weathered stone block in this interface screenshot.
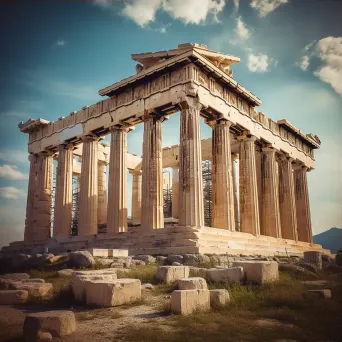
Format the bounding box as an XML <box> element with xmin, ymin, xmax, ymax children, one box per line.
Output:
<box><xmin>178</xmin><ymin>277</ymin><xmax>207</xmax><ymax>290</ymax></box>
<box><xmin>210</xmin><ymin>289</ymin><xmax>230</xmax><ymax>308</ymax></box>
<box><xmin>232</xmin><ymin>261</ymin><xmax>279</xmax><ymax>284</ymax></box>
<box><xmin>304</xmin><ymin>251</ymin><xmax>322</xmax><ymax>270</ymax></box>
<box><xmin>0</xmin><ymin>290</ymin><xmax>29</xmax><ymax>305</ymax></box>
<box><xmin>206</xmin><ymin>267</ymin><xmax>244</xmax><ymax>284</ymax></box>
<box><xmin>69</xmin><ymin>251</ymin><xmax>95</xmax><ymax>268</ymax></box>
<box><xmin>308</xmin><ymin>289</ymin><xmax>331</xmax><ymax>299</ymax></box>
<box><xmin>0</xmin><ymin>273</ymin><xmax>30</xmax><ymax>281</ymax></box>
<box><xmin>171</xmin><ymin>289</ymin><xmax>210</xmax><ymax>315</ymax></box>
<box><xmin>23</xmin><ymin>279</ymin><xmax>45</xmax><ymax>283</ymax></box>
<box><xmin>72</xmin><ymin>271</ymin><xmax>117</xmax><ymax>302</ymax></box>
<box><xmin>23</xmin><ymin>310</ymin><xmax>76</xmax><ymax>341</ymax></box>
<box><xmin>86</xmin><ymin>278</ymin><xmax>141</xmax><ymax>307</ymax></box>
<box><xmin>133</xmin><ymin>255</ymin><xmax>156</xmax><ymax>264</ymax></box>
<box><xmin>12</xmin><ymin>283</ymin><xmax>53</xmax><ymax>300</ymax></box>
<box><xmin>156</xmin><ymin>266</ymin><xmax>189</xmax><ymax>284</ymax></box>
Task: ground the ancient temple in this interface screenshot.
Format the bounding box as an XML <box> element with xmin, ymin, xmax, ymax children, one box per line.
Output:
<box><xmin>6</xmin><ymin>43</ymin><xmax>328</xmax><ymax>256</ymax></box>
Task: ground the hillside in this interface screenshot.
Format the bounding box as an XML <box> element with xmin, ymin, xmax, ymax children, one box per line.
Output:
<box><xmin>313</xmin><ymin>227</ymin><xmax>342</xmax><ymax>253</ymax></box>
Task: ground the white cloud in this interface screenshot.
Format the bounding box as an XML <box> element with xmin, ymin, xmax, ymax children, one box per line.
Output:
<box><xmin>55</xmin><ymin>39</ymin><xmax>66</xmax><ymax>47</ymax></box>
<box><xmin>0</xmin><ymin>187</ymin><xmax>26</xmax><ymax>199</ymax></box>
<box><xmin>93</xmin><ymin>0</ymin><xmax>113</xmax><ymax>8</ymax></box>
<box><xmin>235</xmin><ymin>16</ymin><xmax>250</xmax><ymax>40</ymax></box>
<box><xmin>0</xmin><ymin>165</ymin><xmax>28</xmax><ymax>180</ymax></box>
<box><xmin>247</xmin><ymin>53</ymin><xmax>270</xmax><ymax>72</ymax></box>
<box><xmin>300</xmin><ymin>55</ymin><xmax>310</xmax><ymax>71</ymax></box>
<box><xmin>0</xmin><ymin>150</ymin><xmax>28</xmax><ymax>164</ymax></box>
<box><xmin>250</xmin><ymin>0</ymin><xmax>288</xmax><ymax>17</ymax></box>
<box><xmin>313</xmin><ymin>37</ymin><xmax>342</xmax><ymax>96</ymax></box>
<box><xmin>233</xmin><ymin>0</ymin><xmax>240</xmax><ymax>9</ymax></box>
<box><xmin>120</xmin><ymin>0</ymin><xmax>225</xmax><ymax>27</ymax></box>
<box><xmin>305</xmin><ymin>40</ymin><xmax>316</xmax><ymax>51</ymax></box>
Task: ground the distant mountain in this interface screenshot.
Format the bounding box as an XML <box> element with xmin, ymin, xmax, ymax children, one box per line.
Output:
<box><xmin>313</xmin><ymin>227</ymin><xmax>342</xmax><ymax>253</ymax></box>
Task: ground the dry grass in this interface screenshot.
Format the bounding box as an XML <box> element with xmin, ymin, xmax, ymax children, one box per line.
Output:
<box><xmin>117</xmin><ymin>266</ymin><xmax>157</xmax><ymax>284</ymax></box>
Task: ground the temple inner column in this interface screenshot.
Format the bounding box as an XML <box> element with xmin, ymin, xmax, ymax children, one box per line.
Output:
<box><xmin>141</xmin><ymin>113</ymin><xmax>164</xmax><ymax>231</ymax></box>
<box><xmin>78</xmin><ymin>136</ymin><xmax>99</xmax><ymax>237</ymax></box>
<box><xmin>97</xmin><ymin>160</ymin><xmax>108</xmax><ymax>226</ymax></box>
<box><xmin>130</xmin><ymin>170</ymin><xmax>142</xmax><ymax>225</ymax></box>
<box><xmin>294</xmin><ymin>165</ymin><xmax>312</xmax><ymax>242</ymax></box>
<box><xmin>107</xmin><ymin>126</ymin><xmax>129</xmax><ymax>233</ymax></box>
<box><xmin>53</xmin><ymin>144</ymin><xmax>73</xmax><ymax>238</ymax></box>
<box><xmin>24</xmin><ymin>154</ymin><xmax>39</xmax><ymax>242</ymax></box>
<box><xmin>210</xmin><ymin>119</ymin><xmax>235</xmax><ymax>230</ymax></box>
<box><xmin>261</xmin><ymin>147</ymin><xmax>281</xmax><ymax>238</ymax></box>
<box><xmin>231</xmin><ymin>153</ymin><xmax>240</xmax><ymax>231</ymax></box>
<box><xmin>238</xmin><ymin>134</ymin><xmax>260</xmax><ymax>236</ymax></box>
<box><xmin>178</xmin><ymin>100</ymin><xmax>204</xmax><ymax>227</ymax></box>
<box><xmin>33</xmin><ymin>152</ymin><xmax>54</xmax><ymax>241</ymax></box>
<box><xmin>278</xmin><ymin>155</ymin><xmax>298</xmax><ymax>240</ymax></box>
<box><xmin>172</xmin><ymin>168</ymin><xmax>179</xmax><ymax>219</ymax></box>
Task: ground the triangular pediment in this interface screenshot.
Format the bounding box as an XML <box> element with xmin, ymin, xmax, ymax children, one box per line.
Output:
<box><xmin>131</xmin><ymin>43</ymin><xmax>240</xmax><ymax>74</ymax></box>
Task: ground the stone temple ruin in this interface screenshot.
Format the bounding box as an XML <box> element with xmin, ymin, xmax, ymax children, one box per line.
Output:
<box><xmin>3</xmin><ymin>43</ymin><xmax>329</xmax><ymax>256</ymax></box>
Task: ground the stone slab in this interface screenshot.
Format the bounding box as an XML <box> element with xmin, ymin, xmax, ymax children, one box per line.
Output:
<box><xmin>210</xmin><ymin>289</ymin><xmax>230</xmax><ymax>308</ymax></box>
<box><xmin>86</xmin><ymin>248</ymin><xmax>129</xmax><ymax>257</ymax></box>
<box><xmin>178</xmin><ymin>277</ymin><xmax>207</xmax><ymax>290</ymax></box>
<box><xmin>0</xmin><ymin>290</ymin><xmax>29</xmax><ymax>305</ymax></box>
<box><xmin>156</xmin><ymin>266</ymin><xmax>190</xmax><ymax>284</ymax></box>
<box><xmin>205</xmin><ymin>267</ymin><xmax>244</xmax><ymax>284</ymax></box>
<box><xmin>171</xmin><ymin>289</ymin><xmax>210</xmax><ymax>315</ymax></box>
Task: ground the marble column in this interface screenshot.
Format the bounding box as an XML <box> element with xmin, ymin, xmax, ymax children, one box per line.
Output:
<box><xmin>238</xmin><ymin>135</ymin><xmax>260</xmax><ymax>236</ymax></box>
<box><xmin>24</xmin><ymin>154</ymin><xmax>39</xmax><ymax>242</ymax></box>
<box><xmin>231</xmin><ymin>153</ymin><xmax>240</xmax><ymax>231</ymax></box>
<box><xmin>294</xmin><ymin>165</ymin><xmax>312</xmax><ymax>242</ymax></box>
<box><xmin>78</xmin><ymin>136</ymin><xmax>98</xmax><ymax>237</ymax></box>
<box><xmin>178</xmin><ymin>101</ymin><xmax>204</xmax><ymax>227</ymax></box>
<box><xmin>33</xmin><ymin>152</ymin><xmax>54</xmax><ymax>241</ymax></box>
<box><xmin>53</xmin><ymin>144</ymin><xmax>73</xmax><ymax>238</ymax></box>
<box><xmin>172</xmin><ymin>168</ymin><xmax>179</xmax><ymax>219</ymax></box>
<box><xmin>261</xmin><ymin>147</ymin><xmax>281</xmax><ymax>238</ymax></box>
<box><xmin>107</xmin><ymin>126</ymin><xmax>128</xmax><ymax>233</ymax></box>
<box><xmin>130</xmin><ymin>170</ymin><xmax>142</xmax><ymax>225</ymax></box>
<box><xmin>97</xmin><ymin>160</ymin><xmax>108</xmax><ymax>225</ymax></box>
<box><xmin>278</xmin><ymin>156</ymin><xmax>298</xmax><ymax>240</ymax></box>
<box><xmin>210</xmin><ymin>119</ymin><xmax>235</xmax><ymax>230</ymax></box>
<box><xmin>141</xmin><ymin>114</ymin><xmax>164</xmax><ymax>231</ymax></box>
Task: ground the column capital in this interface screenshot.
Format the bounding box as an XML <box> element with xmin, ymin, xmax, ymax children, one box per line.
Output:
<box><xmin>129</xmin><ymin>169</ymin><xmax>142</xmax><ymax>176</ymax></box>
<box><xmin>261</xmin><ymin>146</ymin><xmax>277</xmax><ymax>154</ymax></box>
<box><xmin>176</xmin><ymin>97</ymin><xmax>203</xmax><ymax>112</ymax></box>
<box><xmin>237</xmin><ymin>132</ymin><xmax>258</xmax><ymax>143</ymax></box>
<box><xmin>109</xmin><ymin>124</ymin><xmax>133</xmax><ymax>133</ymax></box>
<box><xmin>39</xmin><ymin>150</ymin><xmax>54</xmax><ymax>157</ymax></box>
<box><xmin>231</xmin><ymin>153</ymin><xmax>239</xmax><ymax>161</ymax></box>
<box><xmin>207</xmin><ymin>118</ymin><xmax>233</xmax><ymax>128</ymax></box>
<box><xmin>81</xmin><ymin>134</ymin><xmax>100</xmax><ymax>143</ymax></box>
<box><xmin>142</xmin><ymin>109</ymin><xmax>166</xmax><ymax>123</ymax></box>
<box><xmin>57</xmin><ymin>143</ymin><xmax>74</xmax><ymax>151</ymax></box>
<box><xmin>293</xmin><ymin>163</ymin><xmax>309</xmax><ymax>172</ymax></box>
<box><xmin>279</xmin><ymin>154</ymin><xmax>294</xmax><ymax>163</ymax></box>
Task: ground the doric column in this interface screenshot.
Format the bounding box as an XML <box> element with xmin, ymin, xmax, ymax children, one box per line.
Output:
<box><xmin>141</xmin><ymin>113</ymin><xmax>164</xmax><ymax>231</ymax></box>
<box><xmin>97</xmin><ymin>160</ymin><xmax>108</xmax><ymax>225</ymax></box>
<box><xmin>130</xmin><ymin>170</ymin><xmax>142</xmax><ymax>225</ymax></box>
<box><xmin>172</xmin><ymin>168</ymin><xmax>179</xmax><ymax>219</ymax></box>
<box><xmin>231</xmin><ymin>153</ymin><xmax>240</xmax><ymax>231</ymax></box>
<box><xmin>238</xmin><ymin>134</ymin><xmax>260</xmax><ymax>236</ymax></box>
<box><xmin>178</xmin><ymin>100</ymin><xmax>204</xmax><ymax>227</ymax></box>
<box><xmin>294</xmin><ymin>165</ymin><xmax>312</xmax><ymax>242</ymax></box>
<box><xmin>53</xmin><ymin>144</ymin><xmax>73</xmax><ymax>238</ymax></box>
<box><xmin>24</xmin><ymin>154</ymin><xmax>39</xmax><ymax>242</ymax></box>
<box><xmin>278</xmin><ymin>156</ymin><xmax>298</xmax><ymax>240</ymax></box>
<box><xmin>261</xmin><ymin>147</ymin><xmax>281</xmax><ymax>238</ymax></box>
<box><xmin>78</xmin><ymin>136</ymin><xmax>99</xmax><ymax>237</ymax></box>
<box><xmin>107</xmin><ymin>126</ymin><xmax>129</xmax><ymax>233</ymax></box>
<box><xmin>33</xmin><ymin>152</ymin><xmax>54</xmax><ymax>241</ymax></box>
<box><xmin>210</xmin><ymin>119</ymin><xmax>235</xmax><ymax>230</ymax></box>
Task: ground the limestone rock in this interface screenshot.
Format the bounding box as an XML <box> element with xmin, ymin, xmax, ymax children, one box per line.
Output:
<box><xmin>23</xmin><ymin>279</ymin><xmax>45</xmax><ymax>284</ymax></box>
<box><xmin>24</xmin><ymin>310</ymin><xmax>76</xmax><ymax>341</ymax></box>
<box><xmin>156</xmin><ymin>256</ymin><xmax>167</xmax><ymax>265</ymax></box>
<box><xmin>183</xmin><ymin>254</ymin><xmax>210</xmax><ymax>266</ymax></box>
<box><xmin>171</xmin><ymin>289</ymin><xmax>210</xmax><ymax>315</ymax></box>
<box><xmin>133</xmin><ymin>255</ymin><xmax>156</xmax><ymax>264</ymax></box>
<box><xmin>12</xmin><ymin>283</ymin><xmax>53</xmax><ymax>300</ymax></box>
<box><xmin>178</xmin><ymin>277</ymin><xmax>207</xmax><ymax>290</ymax></box>
<box><xmin>297</xmin><ymin>262</ymin><xmax>318</xmax><ymax>273</ymax></box>
<box><xmin>304</xmin><ymin>251</ymin><xmax>322</xmax><ymax>270</ymax></box>
<box><xmin>113</xmin><ymin>257</ymin><xmax>132</xmax><ymax>268</ymax></box>
<box><xmin>142</xmin><ymin>283</ymin><xmax>155</xmax><ymax>290</ymax></box>
<box><xmin>156</xmin><ymin>266</ymin><xmax>189</xmax><ymax>284</ymax></box>
<box><xmin>206</xmin><ymin>267</ymin><xmax>244</xmax><ymax>284</ymax></box>
<box><xmin>308</xmin><ymin>289</ymin><xmax>331</xmax><ymax>299</ymax></box>
<box><xmin>0</xmin><ymin>290</ymin><xmax>29</xmax><ymax>304</ymax></box>
<box><xmin>0</xmin><ymin>273</ymin><xmax>30</xmax><ymax>281</ymax></box>
<box><xmin>232</xmin><ymin>261</ymin><xmax>279</xmax><ymax>284</ymax></box>
<box><xmin>95</xmin><ymin>258</ymin><xmax>113</xmax><ymax>267</ymax></box>
<box><xmin>69</xmin><ymin>251</ymin><xmax>95</xmax><ymax>268</ymax></box>
<box><xmin>46</xmin><ymin>255</ymin><xmax>69</xmax><ymax>265</ymax></box>
<box><xmin>86</xmin><ymin>278</ymin><xmax>141</xmax><ymax>307</ymax></box>
<box><xmin>57</xmin><ymin>269</ymin><xmax>74</xmax><ymax>277</ymax></box>
<box><xmin>210</xmin><ymin>289</ymin><xmax>230</xmax><ymax>308</ymax></box>
<box><xmin>172</xmin><ymin>262</ymin><xmax>182</xmax><ymax>266</ymax></box>
<box><xmin>167</xmin><ymin>255</ymin><xmax>184</xmax><ymax>264</ymax></box>
<box><xmin>131</xmin><ymin>259</ymin><xmax>146</xmax><ymax>267</ymax></box>
<box><xmin>278</xmin><ymin>263</ymin><xmax>318</xmax><ymax>279</ymax></box>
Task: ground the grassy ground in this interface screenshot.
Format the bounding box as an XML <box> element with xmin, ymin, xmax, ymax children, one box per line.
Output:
<box><xmin>21</xmin><ymin>265</ymin><xmax>342</xmax><ymax>342</ymax></box>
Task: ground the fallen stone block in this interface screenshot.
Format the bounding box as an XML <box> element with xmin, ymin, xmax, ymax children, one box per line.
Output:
<box><xmin>46</xmin><ymin>255</ymin><xmax>69</xmax><ymax>265</ymax></box>
<box><xmin>57</xmin><ymin>269</ymin><xmax>74</xmax><ymax>277</ymax></box>
<box><xmin>72</xmin><ymin>270</ymin><xmax>117</xmax><ymax>301</ymax></box>
<box><xmin>142</xmin><ymin>283</ymin><xmax>154</xmax><ymax>290</ymax></box>
<box><xmin>297</xmin><ymin>262</ymin><xmax>318</xmax><ymax>273</ymax></box>
<box><xmin>308</xmin><ymin>289</ymin><xmax>331</xmax><ymax>299</ymax></box>
<box><xmin>304</xmin><ymin>251</ymin><xmax>322</xmax><ymax>270</ymax></box>
<box><xmin>183</xmin><ymin>254</ymin><xmax>210</xmax><ymax>266</ymax></box>
<box><xmin>171</xmin><ymin>289</ymin><xmax>210</xmax><ymax>315</ymax></box>
<box><xmin>178</xmin><ymin>277</ymin><xmax>207</xmax><ymax>290</ymax></box>
<box><xmin>0</xmin><ymin>290</ymin><xmax>29</xmax><ymax>305</ymax></box>
<box><xmin>69</xmin><ymin>251</ymin><xmax>95</xmax><ymax>268</ymax></box>
<box><xmin>210</xmin><ymin>289</ymin><xmax>230</xmax><ymax>308</ymax></box>
<box><xmin>95</xmin><ymin>257</ymin><xmax>113</xmax><ymax>267</ymax></box>
<box><xmin>133</xmin><ymin>255</ymin><xmax>156</xmax><ymax>264</ymax></box>
<box><xmin>232</xmin><ymin>261</ymin><xmax>279</xmax><ymax>284</ymax></box>
<box><xmin>167</xmin><ymin>255</ymin><xmax>184</xmax><ymax>264</ymax></box>
<box><xmin>206</xmin><ymin>267</ymin><xmax>244</xmax><ymax>284</ymax></box>
<box><xmin>86</xmin><ymin>278</ymin><xmax>141</xmax><ymax>307</ymax></box>
<box><xmin>24</xmin><ymin>310</ymin><xmax>76</xmax><ymax>341</ymax></box>
<box><xmin>0</xmin><ymin>273</ymin><xmax>30</xmax><ymax>281</ymax></box>
<box><xmin>156</xmin><ymin>266</ymin><xmax>189</xmax><ymax>284</ymax></box>
<box><xmin>12</xmin><ymin>283</ymin><xmax>53</xmax><ymax>300</ymax></box>
<box><xmin>23</xmin><ymin>279</ymin><xmax>45</xmax><ymax>284</ymax></box>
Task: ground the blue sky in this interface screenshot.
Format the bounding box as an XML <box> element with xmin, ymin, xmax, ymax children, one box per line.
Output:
<box><xmin>0</xmin><ymin>0</ymin><xmax>341</xmax><ymax>247</ymax></box>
